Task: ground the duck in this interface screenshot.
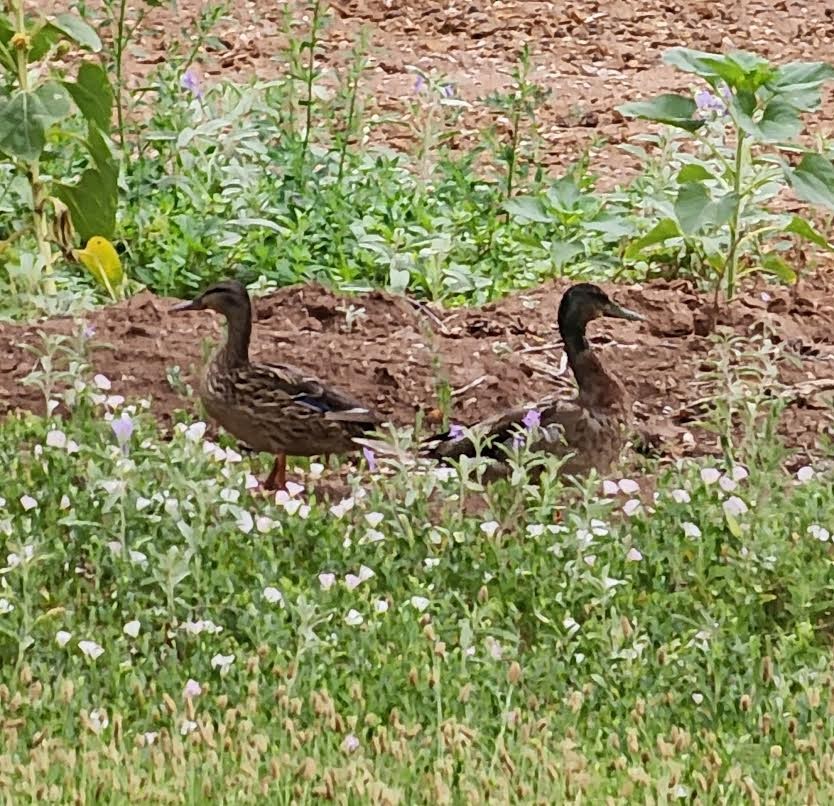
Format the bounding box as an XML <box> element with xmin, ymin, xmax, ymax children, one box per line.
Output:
<box><xmin>422</xmin><ymin>283</ymin><xmax>645</xmax><ymax>479</ymax></box>
<box><xmin>171</xmin><ymin>279</ymin><xmax>381</xmax><ymax>490</ymax></box>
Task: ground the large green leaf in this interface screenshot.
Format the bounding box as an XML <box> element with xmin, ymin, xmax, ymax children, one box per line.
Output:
<box><xmin>676</xmin><ymin>164</ymin><xmax>718</xmax><ymax>183</ymax></box>
<box><xmin>784</xmin><ymin>153</ymin><xmax>834</xmax><ymax>211</ymax></box>
<box><xmin>34</xmin><ymin>81</ymin><xmax>72</xmax><ymax>124</ymax></box>
<box><xmin>757</xmin><ymin>99</ymin><xmax>802</xmax><ymax>142</ymax></box>
<box><xmin>64</xmin><ymin>63</ymin><xmax>113</xmax><ymax>132</ymax></box>
<box><xmin>550</xmin><ymin>240</ymin><xmax>584</xmax><ymax>269</ymax></box>
<box><xmin>663</xmin><ymin>47</ymin><xmax>717</xmax><ymax>76</ymax></box>
<box><xmin>625</xmin><ymin>218</ymin><xmax>682</xmax><ymax>259</ymax></box>
<box><xmin>768</xmin><ymin>62</ymin><xmax>834</xmax><ymax>109</ymax></box>
<box><xmin>674</xmin><ymin>183</ymin><xmax>712</xmax><ymax>234</ymax></box>
<box><xmin>503</xmin><ymin>196</ymin><xmax>551</xmax><ymax>223</ymax></box>
<box><xmin>785</xmin><ymin>215</ymin><xmax>834</xmax><ymax>250</ymax></box>
<box><xmin>663</xmin><ymin>48</ymin><xmax>773</xmax><ymax>92</ymax></box>
<box><xmin>759</xmin><ymin>251</ymin><xmax>797</xmax><ymax>283</ymax></box>
<box><xmin>45</xmin><ymin>12</ymin><xmax>101</xmax><ymax>52</ymax></box>
<box><xmin>618</xmin><ymin>94</ymin><xmax>704</xmax><ymax>133</ymax></box>
<box><xmin>0</xmin><ymin>92</ymin><xmax>47</xmax><ymax>160</ymax></box>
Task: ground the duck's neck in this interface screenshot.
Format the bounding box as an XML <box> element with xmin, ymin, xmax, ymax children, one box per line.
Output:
<box><xmin>561</xmin><ymin>317</ymin><xmax>623</xmax><ymax>410</ymax></box>
<box><xmin>217</xmin><ymin>307</ymin><xmax>252</xmax><ymax>369</ymax></box>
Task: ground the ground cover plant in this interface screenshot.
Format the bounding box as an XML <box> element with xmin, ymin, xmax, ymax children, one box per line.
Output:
<box><xmin>2</xmin><ymin>0</ymin><xmax>834</xmax><ymax>802</ymax></box>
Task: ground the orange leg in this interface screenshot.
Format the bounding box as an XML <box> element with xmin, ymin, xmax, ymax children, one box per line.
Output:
<box><xmin>263</xmin><ymin>454</ymin><xmax>287</xmax><ymax>491</ymax></box>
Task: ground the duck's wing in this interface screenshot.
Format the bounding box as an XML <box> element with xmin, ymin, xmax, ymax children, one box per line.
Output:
<box><xmin>241</xmin><ymin>361</ymin><xmax>380</xmax><ymax>425</ymax></box>
<box><xmin>422</xmin><ymin>393</ymin><xmax>582</xmax><ymax>461</ymax></box>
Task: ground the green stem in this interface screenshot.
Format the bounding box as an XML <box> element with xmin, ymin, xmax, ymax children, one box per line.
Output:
<box><xmin>299</xmin><ymin>0</ymin><xmax>322</xmax><ymax>176</ymax></box>
<box><xmin>505</xmin><ymin>109</ymin><xmax>521</xmax><ymax>200</ymax></box>
<box><xmin>12</xmin><ymin>0</ymin><xmax>56</xmax><ymax>295</ymax></box>
<box><xmin>113</xmin><ymin>0</ymin><xmax>128</xmax><ymax>152</ymax></box>
<box><xmin>723</xmin><ymin>131</ymin><xmax>746</xmax><ymax>303</ymax></box>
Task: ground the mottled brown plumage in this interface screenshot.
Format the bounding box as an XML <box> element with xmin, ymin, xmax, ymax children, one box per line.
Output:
<box><xmin>423</xmin><ymin>283</ymin><xmax>645</xmax><ymax>479</ymax></box>
<box><xmin>171</xmin><ymin>280</ymin><xmax>380</xmax><ymax>490</ymax></box>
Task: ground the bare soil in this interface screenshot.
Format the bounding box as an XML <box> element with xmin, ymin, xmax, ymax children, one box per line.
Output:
<box><xmin>2</xmin><ymin>278</ymin><xmax>834</xmax><ymax>470</ymax></box>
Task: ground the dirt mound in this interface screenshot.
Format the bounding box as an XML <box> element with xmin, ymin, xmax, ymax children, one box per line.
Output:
<box><xmin>2</xmin><ymin>277</ymin><xmax>834</xmax><ymax>467</ymax></box>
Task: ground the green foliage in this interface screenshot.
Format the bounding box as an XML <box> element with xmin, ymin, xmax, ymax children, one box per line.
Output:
<box><xmin>0</xmin><ymin>1</ymin><xmax>118</xmax><ymax>296</ymax></box>
<box><xmin>619</xmin><ymin>47</ymin><xmax>834</xmax><ymax>301</ymax></box>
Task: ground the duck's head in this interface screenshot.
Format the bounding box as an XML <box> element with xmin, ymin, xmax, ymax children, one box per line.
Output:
<box><xmin>171</xmin><ymin>279</ymin><xmax>250</xmax><ymax>319</ymax></box>
<box><xmin>557</xmin><ymin>283</ymin><xmax>644</xmax><ymax>334</ymax></box>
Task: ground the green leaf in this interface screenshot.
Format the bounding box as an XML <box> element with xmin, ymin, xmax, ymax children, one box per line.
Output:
<box><xmin>550</xmin><ymin>240</ymin><xmax>584</xmax><ymax>269</ymax></box>
<box><xmin>757</xmin><ymin>99</ymin><xmax>802</xmax><ymax>142</ymax></box>
<box><xmin>676</xmin><ymin>164</ymin><xmax>717</xmax><ymax>183</ymax></box>
<box><xmin>663</xmin><ymin>47</ymin><xmax>717</xmax><ymax>76</ymax></box>
<box><xmin>34</xmin><ymin>81</ymin><xmax>72</xmax><ymax>124</ymax></box>
<box><xmin>712</xmin><ymin>192</ymin><xmax>739</xmax><ymax>228</ymax></box>
<box><xmin>28</xmin><ymin>22</ymin><xmax>61</xmax><ymax>62</ymax></box>
<box><xmin>785</xmin><ymin>215</ymin><xmax>834</xmax><ymax>250</ymax></box>
<box><xmin>759</xmin><ymin>251</ymin><xmax>797</xmax><ymax>283</ymax></box>
<box><xmin>0</xmin><ymin>92</ymin><xmax>47</xmax><ymax>160</ymax></box>
<box><xmin>785</xmin><ymin>153</ymin><xmax>834</xmax><ymax>211</ymax></box>
<box><xmin>674</xmin><ymin>183</ymin><xmax>712</xmax><ymax>234</ymax></box>
<box><xmin>768</xmin><ymin>62</ymin><xmax>834</xmax><ymax>108</ymax></box>
<box><xmin>724</xmin><ymin>511</ymin><xmax>742</xmax><ymax>538</ymax></box>
<box><xmin>55</xmin><ymin>168</ymin><xmax>117</xmax><ymax>241</ymax></box>
<box><xmin>503</xmin><ymin>196</ymin><xmax>551</xmax><ymax>224</ymax></box>
<box><xmin>64</xmin><ymin>62</ymin><xmax>113</xmax><ymax>132</ymax></box>
<box><xmin>625</xmin><ymin>218</ymin><xmax>682</xmax><ymax>259</ymax></box>
<box><xmin>663</xmin><ymin>48</ymin><xmax>773</xmax><ymax>92</ymax></box>
<box><xmin>617</xmin><ymin>94</ymin><xmax>704</xmax><ymax>133</ymax></box>
<box><xmin>45</xmin><ymin>13</ymin><xmax>102</xmax><ymax>52</ymax></box>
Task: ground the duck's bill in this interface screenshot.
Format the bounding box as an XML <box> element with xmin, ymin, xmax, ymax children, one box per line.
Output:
<box><xmin>603</xmin><ymin>301</ymin><xmax>645</xmax><ymax>321</ymax></box>
<box><xmin>170</xmin><ymin>299</ymin><xmax>202</xmax><ymax>312</ymax></box>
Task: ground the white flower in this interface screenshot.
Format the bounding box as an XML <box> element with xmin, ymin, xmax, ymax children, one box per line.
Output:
<box><xmin>56</xmin><ymin>630</ymin><xmax>72</xmax><ymax>647</ymax></box>
<box><xmin>486</xmin><ymin>637</ymin><xmax>503</xmax><ymax>660</ymax></box>
<box><xmin>602</xmin><ymin>480</ymin><xmax>619</xmax><ymax>496</ymax></box>
<box><xmin>318</xmin><ymin>573</ymin><xmax>336</xmax><ymax>591</ymax></box>
<box><xmin>180</xmin><ymin>719</ymin><xmax>198</xmax><ymax>735</ymax></box>
<box><xmin>344</xmin><ymin>609</ymin><xmax>364</xmax><ymax>626</ymax></box>
<box><xmin>722</xmin><ymin>496</ymin><xmax>748</xmax><ymax>517</ymax></box>
<box><xmin>60</xmin><ymin>494</ymin><xmax>71</xmax><ymax>509</ymax></box>
<box><xmin>618</xmin><ymin>478</ymin><xmax>639</xmax><ymax>494</ymax></box>
<box><xmin>183</xmin><ymin>679</ymin><xmax>202</xmax><ymax>699</ymax></box>
<box><xmin>285</xmin><ymin>481</ymin><xmax>304</xmax><ymax>497</ymax></box>
<box><xmin>211</xmin><ymin>653</ymin><xmax>235</xmax><ymax>672</ymax></box>
<box><xmin>682</xmin><ymin>522</ymin><xmax>702</xmax><ymax>539</ymax></box>
<box><xmin>700</xmin><ymin>468</ymin><xmax>720</xmax><ymax>485</ymax></box>
<box><xmin>424</xmin><ymin>557</ymin><xmax>440</xmax><ymax>570</ymax></box>
<box><xmin>244</xmin><ymin>473</ymin><xmax>259</xmax><ymax>490</ymax></box>
<box><xmin>263</xmin><ymin>586</ymin><xmax>284</xmax><ymax>606</ymax></box>
<box><xmin>224</xmin><ymin>448</ymin><xmax>242</xmax><ymax>463</ymax></box>
<box><xmin>432</xmin><ymin>466</ymin><xmax>456</xmax><ymax>482</ymax></box>
<box><xmin>342</xmin><ymin>733</ymin><xmax>360</xmax><ymax>753</ymax></box>
<box><xmin>185</xmin><ymin>422</ymin><xmax>207</xmax><ymax>441</ymax></box>
<box><xmin>308</xmin><ymin>462</ymin><xmax>324</xmax><ymax>479</ymax></box>
<box><xmin>362</xmin><ymin>529</ymin><xmax>385</xmax><ymax>544</ymax></box>
<box><xmin>590</xmin><ymin>519</ymin><xmax>609</xmax><ymax>536</ymax></box>
<box><xmin>563</xmin><ymin>616</ymin><xmax>580</xmax><ymax>635</ymax></box>
<box><xmin>622</xmin><ymin>499</ymin><xmax>641</xmax><ymax>516</ymax></box>
<box><xmin>808</xmin><ymin>524</ymin><xmax>830</xmax><ymax>542</ymax></box>
<box><xmin>329</xmin><ymin>497</ymin><xmax>355</xmax><ymax>519</ymax></box>
<box><xmin>344</xmin><ymin>565</ymin><xmax>375</xmax><ymax>590</ymax></box>
<box><xmin>603</xmin><ymin>577</ymin><xmax>625</xmax><ymax>591</ymax></box>
<box><xmin>374</xmin><ymin>599</ymin><xmax>389</xmax><ymax>613</ymax></box>
<box><xmin>255</xmin><ymin>516</ymin><xmax>275</xmax><ymax>533</ymax></box>
<box><xmin>283</xmin><ymin>499</ymin><xmax>303</xmax><ymax>516</ymax></box>
<box><xmin>182</xmin><ymin>619</ymin><xmax>223</xmax><ymax>635</ymax></box>
<box><xmin>365</xmin><ymin>512</ymin><xmax>384</xmax><ymax>528</ymax></box>
<box><xmin>626</xmin><ymin>547</ymin><xmax>643</xmax><ymax>562</ymax></box>
<box><xmin>671</xmin><ymin>489</ymin><xmax>691</xmax><ymax>504</ymax></box>
<box><xmin>796</xmin><ymin>466</ymin><xmax>815</xmax><ymax>483</ymax></box>
<box><xmin>66</xmin><ymin>440</ymin><xmax>79</xmax><ymax>455</ymax></box>
<box><xmin>143</xmin><ymin>731</ymin><xmax>159</xmax><ymax>746</ymax></box>
<box><xmin>129</xmin><ymin>550</ymin><xmax>148</xmax><ymax>566</ymax></box>
<box><xmin>692</xmin><ymin>692</ymin><xmax>704</xmax><ymax>705</ymax></box>
<box><xmin>47</xmin><ymin>399</ymin><xmax>60</xmax><ymax>415</ymax></box>
<box><xmin>527</xmin><ymin>524</ymin><xmax>545</xmax><ymax>537</ymax></box>
<box><xmin>20</xmin><ymin>495</ymin><xmax>38</xmax><ymax>511</ymax></box>
<box><xmin>583</xmin><ymin>554</ymin><xmax>596</xmax><ymax>566</ymax></box>
<box><xmin>235</xmin><ymin>509</ymin><xmax>254</xmax><ymax>534</ymax></box>
<box><xmin>220</xmin><ymin>488</ymin><xmax>240</xmax><ymax>503</ymax></box>
<box><xmin>719</xmin><ymin>475</ymin><xmax>737</xmax><ymax>493</ymax></box>
<box><xmin>410</xmin><ymin>596</ymin><xmax>430</xmax><ymax>612</ymax></box>
<box><xmin>88</xmin><ymin>709</ymin><xmax>109</xmax><ymax>734</ymax></box>
<box><xmin>136</xmin><ymin>496</ymin><xmax>152</xmax><ymax>511</ymax></box>
<box><xmin>78</xmin><ymin>639</ymin><xmax>104</xmax><ymax>660</ymax></box>
<box><xmin>731</xmin><ymin>465</ymin><xmax>748</xmax><ymax>481</ymax></box>
<box><xmin>480</xmin><ymin>520</ymin><xmax>499</xmax><ymax>537</ymax></box>
<box><xmin>123</xmin><ymin>620</ymin><xmax>141</xmax><ymax>638</ymax></box>
<box><xmin>46</xmin><ymin>429</ymin><xmax>67</xmax><ymax>449</ymax></box>
<box><xmin>93</xmin><ymin>373</ymin><xmax>112</xmax><ymax>390</ymax></box>
<box><xmin>0</xmin><ymin>598</ymin><xmax>13</xmax><ymax>614</ymax></box>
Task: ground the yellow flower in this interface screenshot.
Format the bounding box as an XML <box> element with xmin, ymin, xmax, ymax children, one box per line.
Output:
<box><xmin>73</xmin><ymin>236</ymin><xmax>123</xmax><ymax>299</ymax></box>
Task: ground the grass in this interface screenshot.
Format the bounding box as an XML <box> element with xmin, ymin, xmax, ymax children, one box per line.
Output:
<box><xmin>1</xmin><ymin>335</ymin><xmax>833</xmax><ymax>802</ymax></box>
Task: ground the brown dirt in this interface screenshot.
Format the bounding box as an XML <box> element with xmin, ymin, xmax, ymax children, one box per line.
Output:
<box><xmin>2</xmin><ymin>279</ymin><xmax>834</xmax><ymax>470</ymax></box>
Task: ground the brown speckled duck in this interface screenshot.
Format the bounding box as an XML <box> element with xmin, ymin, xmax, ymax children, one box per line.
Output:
<box><xmin>422</xmin><ymin>283</ymin><xmax>645</xmax><ymax>478</ymax></box>
<box><xmin>172</xmin><ymin>280</ymin><xmax>381</xmax><ymax>490</ymax></box>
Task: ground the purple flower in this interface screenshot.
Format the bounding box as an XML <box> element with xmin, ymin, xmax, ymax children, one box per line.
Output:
<box><xmin>413</xmin><ymin>75</ymin><xmax>425</xmax><ymax>94</ymax></box>
<box><xmin>442</xmin><ymin>84</ymin><xmax>454</xmax><ymax>98</ymax></box>
<box><xmin>695</xmin><ymin>89</ymin><xmax>726</xmax><ymax>117</ymax></box>
<box><xmin>181</xmin><ymin>68</ymin><xmax>203</xmax><ymax>99</ymax></box>
<box><xmin>448</xmin><ymin>424</ymin><xmax>465</xmax><ymax>442</ymax></box>
<box><xmin>512</xmin><ymin>433</ymin><xmax>524</xmax><ymax>449</ymax></box>
<box><xmin>522</xmin><ymin>409</ymin><xmax>541</xmax><ymax>430</ymax></box>
<box><xmin>111</xmin><ymin>413</ymin><xmax>133</xmax><ymax>448</ymax></box>
<box><xmin>83</xmin><ymin>324</ymin><xmax>96</xmax><ymax>339</ymax></box>
<box><xmin>362</xmin><ymin>446</ymin><xmax>377</xmax><ymax>472</ymax></box>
